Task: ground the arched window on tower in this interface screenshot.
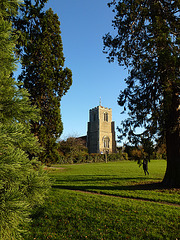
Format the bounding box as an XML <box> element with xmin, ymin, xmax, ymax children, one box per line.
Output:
<box><xmin>103</xmin><ymin>136</ymin><xmax>110</xmax><ymax>149</ymax></box>
<box><xmin>104</xmin><ymin>112</ymin><xmax>108</xmax><ymax>122</ymax></box>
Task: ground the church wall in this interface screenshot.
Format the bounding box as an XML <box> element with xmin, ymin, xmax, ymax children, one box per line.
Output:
<box><xmin>99</xmin><ymin>106</ymin><xmax>113</xmax><ymax>153</ymax></box>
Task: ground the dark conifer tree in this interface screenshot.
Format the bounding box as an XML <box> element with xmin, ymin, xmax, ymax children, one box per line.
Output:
<box><xmin>103</xmin><ymin>0</ymin><xmax>180</xmax><ymax>187</ymax></box>
<box><xmin>18</xmin><ymin>7</ymin><xmax>72</xmax><ymax>163</ymax></box>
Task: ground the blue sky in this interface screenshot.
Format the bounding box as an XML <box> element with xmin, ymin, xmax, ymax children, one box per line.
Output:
<box><xmin>44</xmin><ymin>0</ymin><xmax>129</xmax><ymax>143</ymax></box>
<box><xmin>16</xmin><ymin>0</ymin><xmax>129</xmax><ymax>144</ymax></box>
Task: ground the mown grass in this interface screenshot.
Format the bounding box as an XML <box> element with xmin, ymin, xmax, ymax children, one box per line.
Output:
<box><xmin>50</xmin><ymin>160</ymin><xmax>180</xmax><ymax>204</ymax></box>
<box><xmin>24</xmin><ymin>160</ymin><xmax>180</xmax><ymax>240</ymax></box>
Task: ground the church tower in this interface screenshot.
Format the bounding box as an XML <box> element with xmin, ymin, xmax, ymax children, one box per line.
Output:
<box><xmin>87</xmin><ymin>105</ymin><xmax>116</xmax><ymax>154</ymax></box>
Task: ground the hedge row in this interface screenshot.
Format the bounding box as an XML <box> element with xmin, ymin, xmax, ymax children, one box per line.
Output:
<box><xmin>56</xmin><ymin>152</ymin><xmax>128</xmax><ymax>164</ymax></box>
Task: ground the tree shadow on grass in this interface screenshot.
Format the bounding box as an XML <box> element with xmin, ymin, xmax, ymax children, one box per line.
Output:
<box><xmin>53</xmin><ymin>175</ymin><xmax>158</xmax><ymax>183</ymax></box>
<box><xmin>52</xmin><ymin>181</ymin><xmax>165</xmax><ymax>192</ymax></box>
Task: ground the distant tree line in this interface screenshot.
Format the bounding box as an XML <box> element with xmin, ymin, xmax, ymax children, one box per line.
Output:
<box><xmin>123</xmin><ymin>142</ymin><xmax>166</xmax><ymax>163</ymax></box>
<box><xmin>55</xmin><ymin>137</ymin><xmax>165</xmax><ymax>165</ymax></box>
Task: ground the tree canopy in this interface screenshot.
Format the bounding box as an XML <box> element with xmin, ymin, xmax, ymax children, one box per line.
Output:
<box><xmin>15</xmin><ymin>4</ymin><xmax>72</xmax><ymax>163</ymax></box>
<box><xmin>103</xmin><ymin>0</ymin><xmax>180</xmax><ymax>187</ymax></box>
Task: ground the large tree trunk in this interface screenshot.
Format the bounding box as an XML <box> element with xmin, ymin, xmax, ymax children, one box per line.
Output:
<box><xmin>162</xmin><ymin>87</ymin><xmax>180</xmax><ymax>187</ymax></box>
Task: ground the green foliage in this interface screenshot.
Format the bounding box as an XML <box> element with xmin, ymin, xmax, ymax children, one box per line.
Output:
<box><xmin>58</xmin><ymin>137</ymin><xmax>88</xmax><ymax>164</ymax></box>
<box><xmin>0</xmin><ymin>123</ymin><xmax>50</xmax><ymax>239</ymax></box>
<box><xmin>131</xmin><ymin>148</ymin><xmax>143</xmax><ymax>161</ymax></box>
<box><xmin>107</xmin><ymin>152</ymin><xmax>127</xmax><ymax>161</ymax></box>
<box><xmin>12</xmin><ymin>0</ymin><xmax>49</xmax><ymax>53</ymax></box>
<box><xmin>123</xmin><ymin>140</ymin><xmax>161</xmax><ymax>163</ymax></box>
<box><xmin>0</xmin><ymin>1</ymin><xmax>50</xmax><ymax>238</ymax></box>
<box><xmin>103</xmin><ymin>0</ymin><xmax>180</xmax><ymax>186</ymax></box>
<box><xmin>16</xmin><ymin>4</ymin><xmax>72</xmax><ymax>163</ymax></box>
<box><xmin>156</xmin><ymin>141</ymin><xmax>167</xmax><ymax>160</ymax></box>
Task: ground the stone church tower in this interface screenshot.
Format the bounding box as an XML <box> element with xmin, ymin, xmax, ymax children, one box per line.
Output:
<box><xmin>87</xmin><ymin>105</ymin><xmax>116</xmax><ymax>154</ymax></box>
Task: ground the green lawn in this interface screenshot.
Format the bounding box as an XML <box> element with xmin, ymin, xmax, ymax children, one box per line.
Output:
<box><xmin>25</xmin><ymin>160</ymin><xmax>180</xmax><ymax>240</ymax></box>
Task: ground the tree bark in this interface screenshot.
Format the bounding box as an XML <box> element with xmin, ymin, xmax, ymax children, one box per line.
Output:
<box><xmin>163</xmin><ymin>87</ymin><xmax>180</xmax><ymax>187</ymax></box>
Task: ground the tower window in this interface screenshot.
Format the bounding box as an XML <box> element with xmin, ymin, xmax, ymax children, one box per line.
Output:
<box><xmin>104</xmin><ymin>112</ymin><xmax>108</xmax><ymax>122</ymax></box>
<box><xmin>103</xmin><ymin>136</ymin><xmax>110</xmax><ymax>148</ymax></box>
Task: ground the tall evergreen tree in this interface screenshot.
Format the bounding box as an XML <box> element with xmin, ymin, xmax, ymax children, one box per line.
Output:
<box><xmin>103</xmin><ymin>0</ymin><xmax>180</xmax><ymax>187</ymax></box>
<box><xmin>0</xmin><ymin>1</ymin><xmax>50</xmax><ymax>238</ymax></box>
<box><xmin>17</xmin><ymin>7</ymin><xmax>72</xmax><ymax>163</ymax></box>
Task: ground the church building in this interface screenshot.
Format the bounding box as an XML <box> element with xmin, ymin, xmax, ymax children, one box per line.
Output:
<box><xmin>87</xmin><ymin>104</ymin><xmax>116</xmax><ymax>154</ymax></box>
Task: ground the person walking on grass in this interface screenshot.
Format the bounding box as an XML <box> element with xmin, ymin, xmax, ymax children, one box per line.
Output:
<box><xmin>143</xmin><ymin>158</ymin><xmax>149</xmax><ymax>175</ymax></box>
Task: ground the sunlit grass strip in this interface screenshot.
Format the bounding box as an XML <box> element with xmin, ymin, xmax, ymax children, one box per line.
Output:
<box><xmin>50</xmin><ymin>160</ymin><xmax>180</xmax><ymax>205</ymax></box>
